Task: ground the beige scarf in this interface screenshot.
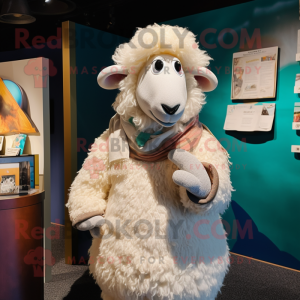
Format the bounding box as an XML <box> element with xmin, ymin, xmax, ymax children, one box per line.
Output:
<box><xmin>108</xmin><ymin>114</ymin><xmax>203</xmax><ymax>163</ymax></box>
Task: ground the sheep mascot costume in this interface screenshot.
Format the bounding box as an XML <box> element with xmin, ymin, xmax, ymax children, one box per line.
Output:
<box><xmin>67</xmin><ymin>24</ymin><xmax>233</xmax><ymax>300</ymax></box>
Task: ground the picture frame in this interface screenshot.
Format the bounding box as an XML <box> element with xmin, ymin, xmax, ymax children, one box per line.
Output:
<box><xmin>231</xmin><ymin>47</ymin><xmax>278</xmax><ymax>100</ymax></box>
<box><xmin>0</xmin><ymin>163</ymin><xmax>20</xmax><ymax>195</ymax></box>
<box><xmin>0</xmin><ymin>161</ymin><xmax>31</xmax><ymax>195</ymax></box>
<box><xmin>0</xmin><ymin>155</ymin><xmax>35</xmax><ymax>189</ymax></box>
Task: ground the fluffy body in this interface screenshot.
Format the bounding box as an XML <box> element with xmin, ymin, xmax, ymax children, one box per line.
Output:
<box><xmin>68</xmin><ymin>129</ymin><xmax>232</xmax><ymax>300</ymax></box>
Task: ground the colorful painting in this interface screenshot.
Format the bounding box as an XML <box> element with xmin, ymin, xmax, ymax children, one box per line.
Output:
<box><xmin>11</xmin><ymin>134</ymin><xmax>27</xmax><ymax>155</ymax></box>
<box><xmin>0</xmin><ymin>78</ymin><xmax>39</xmax><ymax>135</ymax></box>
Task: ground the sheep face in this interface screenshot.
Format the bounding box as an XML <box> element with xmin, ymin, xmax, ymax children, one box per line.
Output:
<box><xmin>136</xmin><ymin>54</ymin><xmax>187</xmax><ymax>127</ymax></box>
<box><xmin>97</xmin><ymin>24</ymin><xmax>219</xmax><ymax>132</ymax></box>
<box><xmin>98</xmin><ymin>62</ymin><xmax>218</xmax><ymax>132</ymax></box>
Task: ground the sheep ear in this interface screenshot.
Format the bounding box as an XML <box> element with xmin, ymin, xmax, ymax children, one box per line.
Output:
<box><xmin>97</xmin><ymin>65</ymin><xmax>128</xmax><ymax>90</ymax></box>
<box><xmin>188</xmin><ymin>67</ymin><xmax>218</xmax><ymax>92</ymax></box>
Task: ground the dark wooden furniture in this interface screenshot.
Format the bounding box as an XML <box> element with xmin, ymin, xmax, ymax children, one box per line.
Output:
<box><xmin>0</xmin><ymin>190</ymin><xmax>45</xmax><ymax>300</ymax></box>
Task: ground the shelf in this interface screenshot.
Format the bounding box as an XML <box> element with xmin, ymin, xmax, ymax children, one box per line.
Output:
<box><xmin>0</xmin><ymin>187</ymin><xmax>44</xmax><ymax>210</ymax></box>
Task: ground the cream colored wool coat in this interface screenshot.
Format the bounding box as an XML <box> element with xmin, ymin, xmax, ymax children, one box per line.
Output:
<box><xmin>67</xmin><ymin>125</ymin><xmax>232</xmax><ymax>300</ymax></box>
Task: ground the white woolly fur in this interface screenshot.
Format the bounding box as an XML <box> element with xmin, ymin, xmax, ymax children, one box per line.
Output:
<box><xmin>67</xmin><ymin>24</ymin><xmax>233</xmax><ymax>300</ymax></box>
<box><xmin>68</xmin><ymin>131</ymin><xmax>233</xmax><ymax>300</ymax></box>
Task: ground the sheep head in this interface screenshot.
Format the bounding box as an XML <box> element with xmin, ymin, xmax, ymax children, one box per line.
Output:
<box><xmin>97</xmin><ymin>24</ymin><xmax>218</xmax><ymax>133</ymax></box>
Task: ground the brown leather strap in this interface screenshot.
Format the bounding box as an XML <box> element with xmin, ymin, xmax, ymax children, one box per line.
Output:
<box><xmin>187</xmin><ymin>162</ymin><xmax>219</xmax><ymax>205</ymax></box>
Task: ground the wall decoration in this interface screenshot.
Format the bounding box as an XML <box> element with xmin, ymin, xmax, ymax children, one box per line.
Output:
<box><xmin>296</xmin><ymin>30</ymin><xmax>300</xmax><ymax>61</ymax></box>
<box><xmin>0</xmin><ymin>78</ymin><xmax>39</xmax><ymax>135</ymax></box>
<box><xmin>292</xmin><ymin>145</ymin><xmax>300</xmax><ymax>153</ymax></box>
<box><xmin>294</xmin><ymin>74</ymin><xmax>300</xmax><ymax>93</ymax></box>
<box><xmin>231</xmin><ymin>47</ymin><xmax>278</xmax><ymax>100</ymax></box>
<box><xmin>292</xmin><ymin>102</ymin><xmax>300</xmax><ymax>129</ymax></box>
<box><xmin>224</xmin><ymin>103</ymin><xmax>275</xmax><ymax>132</ymax></box>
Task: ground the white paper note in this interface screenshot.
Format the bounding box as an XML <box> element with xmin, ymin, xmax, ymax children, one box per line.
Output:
<box><xmin>224</xmin><ymin>103</ymin><xmax>275</xmax><ymax>132</ymax></box>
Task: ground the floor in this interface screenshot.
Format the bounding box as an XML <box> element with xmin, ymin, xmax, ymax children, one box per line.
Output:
<box><xmin>45</xmin><ymin>225</ymin><xmax>300</xmax><ymax>300</ymax></box>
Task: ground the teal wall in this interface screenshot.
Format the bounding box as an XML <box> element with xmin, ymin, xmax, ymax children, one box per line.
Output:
<box><xmin>74</xmin><ymin>0</ymin><xmax>300</xmax><ymax>269</ymax></box>
<box><xmin>164</xmin><ymin>0</ymin><xmax>300</xmax><ymax>269</ymax></box>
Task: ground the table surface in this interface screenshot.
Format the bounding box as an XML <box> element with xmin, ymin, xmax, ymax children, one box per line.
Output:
<box><xmin>0</xmin><ymin>186</ymin><xmax>43</xmax><ymax>200</ymax></box>
<box><xmin>0</xmin><ymin>187</ymin><xmax>45</xmax><ymax>210</ymax></box>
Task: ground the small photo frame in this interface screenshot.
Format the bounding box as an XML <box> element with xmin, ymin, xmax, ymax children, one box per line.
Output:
<box><xmin>11</xmin><ymin>134</ymin><xmax>27</xmax><ymax>155</ymax></box>
<box><xmin>294</xmin><ymin>103</ymin><xmax>300</xmax><ymax>122</ymax></box>
<box><xmin>0</xmin><ymin>163</ymin><xmax>20</xmax><ymax>195</ymax></box>
<box><xmin>292</xmin><ymin>103</ymin><xmax>300</xmax><ymax>130</ymax></box>
<box><xmin>0</xmin><ymin>175</ymin><xmax>19</xmax><ymax>194</ymax></box>
<box><xmin>0</xmin><ymin>161</ymin><xmax>31</xmax><ymax>195</ymax></box>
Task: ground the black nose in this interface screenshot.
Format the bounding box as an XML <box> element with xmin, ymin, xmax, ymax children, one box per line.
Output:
<box><xmin>161</xmin><ymin>104</ymin><xmax>180</xmax><ymax>115</ymax></box>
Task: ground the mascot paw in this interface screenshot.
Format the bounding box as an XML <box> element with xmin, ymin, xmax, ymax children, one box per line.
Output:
<box><xmin>90</xmin><ymin>227</ymin><xmax>102</xmax><ymax>238</ymax></box>
<box><xmin>76</xmin><ymin>215</ymin><xmax>105</xmax><ymax>238</ymax></box>
<box><xmin>168</xmin><ymin>149</ymin><xmax>211</xmax><ymax>199</ymax></box>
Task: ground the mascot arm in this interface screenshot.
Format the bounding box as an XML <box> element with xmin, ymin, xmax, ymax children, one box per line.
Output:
<box><xmin>66</xmin><ymin>130</ymin><xmax>111</xmax><ymax>227</ymax></box>
<box><xmin>170</xmin><ymin>130</ymin><xmax>232</xmax><ymax>214</ymax></box>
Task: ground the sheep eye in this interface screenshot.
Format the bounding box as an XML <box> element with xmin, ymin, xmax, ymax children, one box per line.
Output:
<box><xmin>152</xmin><ymin>60</ymin><xmax>164</xmax><ymax>74</ymax></box>
<box><xmin>175</xmin><ymin>61</ymin><xmax>181</xmax><ymax>72</ymax></box>
<box><xmin>173</xmin><ymin>60</ymin><xmax>183</xmax><ymax>76</ymax></box>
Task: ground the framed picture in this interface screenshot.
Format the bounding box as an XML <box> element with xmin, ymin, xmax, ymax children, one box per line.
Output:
<box><xmin>0</xmin><ymin>155</ymin><xmax>35</xmax><ymax>189</ymax></box>
<box><xmin>294</xmin><ymin>103</ymin><xmax>300</xmax><ymax>123</ymax></box>
<box><xmin>293</xmin><ymin>102</ymin><xmax>300</xmax><ymax>130</ymax></box>
<box><xmin>0</xmin><ymin>161</ymin><xmax>31</xmax><ymax>195</ymax></box>
<box><xmin>231</xmin><ymin>47</ymin><xmax>278</xmax><ymax>100</ymax></box>
<box><xmin>0</xmin><ymin>163</ymin><xmax>20</xmax><ymax>195</ymax></box>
